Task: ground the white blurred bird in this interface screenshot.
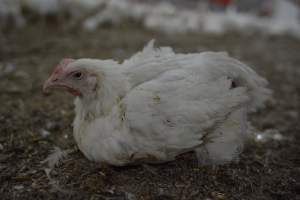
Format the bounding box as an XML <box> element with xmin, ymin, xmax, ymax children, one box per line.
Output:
<box><xmin>145</xmin><ymin>3</ymin><xmax>202</xmax><ymax>34</ymax></box>
<box><xmin>43</xmin><ymin>41</ymin><xmax>271</xmax><ymax>166</ymax></box>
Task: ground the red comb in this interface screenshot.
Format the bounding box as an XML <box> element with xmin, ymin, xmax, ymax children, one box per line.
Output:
<box><xmin>51</xmin><ymin>58</ymin><xmax>75</xmax><ymax>75</ymax></box>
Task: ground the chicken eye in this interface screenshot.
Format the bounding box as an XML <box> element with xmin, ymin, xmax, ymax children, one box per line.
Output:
<box><xmin>72</xmin><ymin>71</ymin><xmax>83</xmax><ymax>80</ymax></box>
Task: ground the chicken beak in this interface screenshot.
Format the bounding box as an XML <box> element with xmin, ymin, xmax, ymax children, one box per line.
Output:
<box><xmin>43</xmin><ymin>76</ymin><xmax>82</xmax><ymax>97</ymax></box>
<box><xmin>43</xmin><ymin>77</ymin><xmax>57</xmax><ymax>94</ymax></box>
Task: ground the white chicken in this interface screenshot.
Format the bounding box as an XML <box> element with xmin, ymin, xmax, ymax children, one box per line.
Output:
<box><xmin>43</xmin><ymin>41</ymin><xmax>271</xmax><ymax>166</ymax></box>
<box><xmin>145</xmin><ymin>3</ymin><xmax>202</xmax><ymax>34</ymax></box>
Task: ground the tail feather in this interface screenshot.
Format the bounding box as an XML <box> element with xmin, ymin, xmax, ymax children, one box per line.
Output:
<box><xmin>201</xmin><ymin>52</ymin><xmax>272</xmax><ymax>112</ymax></box>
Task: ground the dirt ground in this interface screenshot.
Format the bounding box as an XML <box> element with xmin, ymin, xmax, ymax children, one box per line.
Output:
<box><xmin>0</xmin><ymin>24</ymin><xmax>299</xmax><ymax>200</ymax></box>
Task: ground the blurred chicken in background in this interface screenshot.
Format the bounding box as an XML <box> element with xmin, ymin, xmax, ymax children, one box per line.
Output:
<box><xmin>0</xmin><ymin>0</ymin><xmax>299</xmax><ymax>37</ymax></box>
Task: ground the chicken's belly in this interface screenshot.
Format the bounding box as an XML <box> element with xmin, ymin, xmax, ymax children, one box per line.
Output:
<box><xmin>76</xmin><ymin>124</ymin><xmax>191</xmax><ymax>165</ymax></box>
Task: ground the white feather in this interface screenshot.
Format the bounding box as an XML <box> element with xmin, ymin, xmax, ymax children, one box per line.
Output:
<box><xmin>42</xmin><ymin>146</ymin><xmax>68</xmax><ymax>169</ymax></box>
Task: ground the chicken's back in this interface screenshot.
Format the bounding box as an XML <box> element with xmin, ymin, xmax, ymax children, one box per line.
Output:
<box><xmin>120</xmin><ymin>41</ymin><xmax>271</xmax><ymax>164</ymax></box>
